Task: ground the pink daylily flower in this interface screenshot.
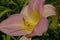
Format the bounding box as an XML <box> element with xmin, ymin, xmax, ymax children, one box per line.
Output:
<box><xmin>0</xmin><ymin>0</ymin><xmax>56</xmax><ymax>40</ymax></box>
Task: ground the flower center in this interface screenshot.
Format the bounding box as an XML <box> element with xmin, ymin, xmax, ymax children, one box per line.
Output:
<box><xmin>22</xmin><ymin>18</ymin><xmax>36</xmax><ymax>34</ymax></box>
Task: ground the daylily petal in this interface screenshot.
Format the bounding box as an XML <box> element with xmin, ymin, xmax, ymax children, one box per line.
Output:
<box><xmin>27</xmin><ymin>0</ymin><xmax>45</xmax><ymax>23</ymax></box>
<box><xmin>28</xmin><ymin>0</ymin><xmax>45</xmax><ymax>13</ymax></box>
<box><xmin>0</xmin><ymin>14</ymin><xmax>34</xmax><ymax>36</ymax></box>
<box><xmin>28</xmin><ymin>0</ymin><xmax>40</xmax><ymax>21</ymax></box>
<box><xmin>21</xmin><ymin>6</ymin><xmax>28</xmax><ymax>17</ymax></box>
<box><xmin>20</xmin><ymin>36</ymin><xmax>31</xmax><ymax>40</ymax></box>
<box><xmin>0</xmin><ymin>14</ymin><xmax>25</xmax><ymax>36</ymax></box>
<box><xmin>43</xmin><ymin>4</ymin><xmax>56</xmax><ymax>17</ymax></box>
<box><xmin>26</xmin><ymin>17</ymin><xmax>48</xmax><ymax>37</ymax></box>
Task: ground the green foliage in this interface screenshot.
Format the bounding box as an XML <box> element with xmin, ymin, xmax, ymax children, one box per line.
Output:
<box><xmin>0</xmin><ymin>0</ymin><xmax>60</xmax><ymax>40</ymax></box>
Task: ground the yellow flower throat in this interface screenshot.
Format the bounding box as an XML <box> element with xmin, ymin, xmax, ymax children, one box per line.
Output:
<box><xmin>22</xmin><ymin>18</ymin><xmax>36</xmax><ymax>33</ymax></box>
<box><xmin>22</xmin><ymin>10</ymin><xmax>40</xmax><ymax>34</ymax></box>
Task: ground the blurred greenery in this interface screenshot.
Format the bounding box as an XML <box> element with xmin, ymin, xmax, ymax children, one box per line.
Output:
<box><xmin>0</xmin><ymin>0</ymin><xmax>60</xmax><ymax>40</ymax></box>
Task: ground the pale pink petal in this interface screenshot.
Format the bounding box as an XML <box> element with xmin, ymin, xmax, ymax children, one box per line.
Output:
<box><xmin>28</xmin><ymin>0</ymin><xmax>45</xmax><ymax>14</ymax></box>
<box><xmin>0</xmin><ymin>14</ymin><xmax>30</xmax><ymax>36</ymax></box>
<box><xmin>20</xmin><ymin>36</ymin><xmax>31</xmax><ymax>40</ymax></box>
<box><xmin>26</xmin><ymin>17</ymin><xmax>48</xmax><ymax>37</ymax></box>
<box><xmin>21</xmin><ymin>6</ymin><xmax>28</xmax><ymax>17</ymax></box>
<box><xmin>43</xmin><ymin>4</ymin><xmax>56</xmax><ymax>17</ymax></box>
